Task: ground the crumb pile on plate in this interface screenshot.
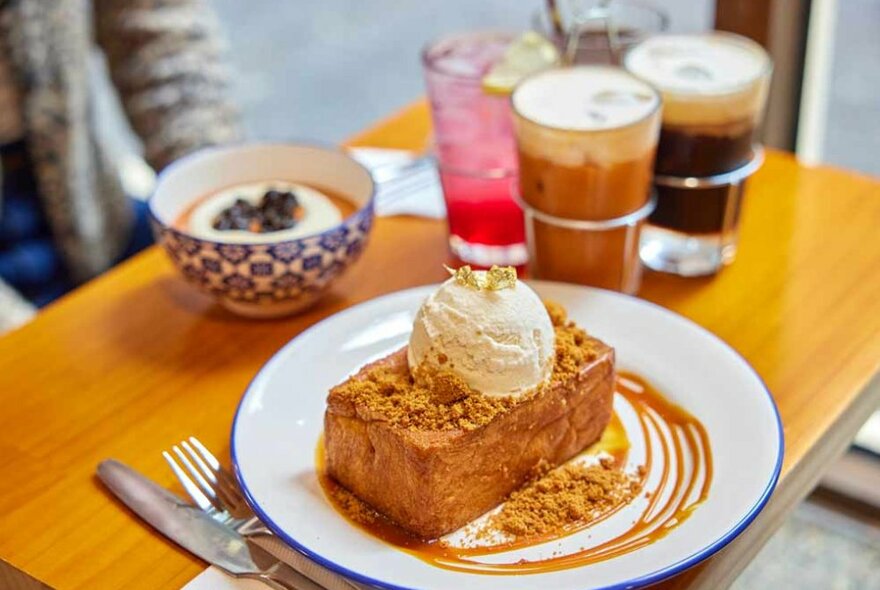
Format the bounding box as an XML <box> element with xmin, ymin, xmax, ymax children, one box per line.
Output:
<box><xmin>478</xmin><ymin>458</ymin><xmax>643</xmax><ymax>539</ymax></box>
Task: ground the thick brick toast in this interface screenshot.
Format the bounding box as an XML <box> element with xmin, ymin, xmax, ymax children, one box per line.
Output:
<box><xmin>324</xmin><ymin>338</ymin><xmax>614</xmax><ymax>539</ymax></box>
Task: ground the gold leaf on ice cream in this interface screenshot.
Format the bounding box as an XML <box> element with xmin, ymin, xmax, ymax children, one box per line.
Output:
<box><xmin>484</xmin><ymin>266</ymin><xmax>517</xmax><ymax>290</ymax></box>
<box><xmin>445</xmin><ymin>264</ymin><xmax>480</xmax><ymax>289</ymax></box>
<box><xmin>444</xmin><ymin>265</ymin><xmax>516</xmax><ymax>291</ymax></box>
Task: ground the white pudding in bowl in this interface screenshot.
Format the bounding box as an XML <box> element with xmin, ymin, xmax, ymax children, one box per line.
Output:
<box><xmin>174</xmin><ymin>180</ymin><xmax>356</xmax><ymax>244</ymax></box>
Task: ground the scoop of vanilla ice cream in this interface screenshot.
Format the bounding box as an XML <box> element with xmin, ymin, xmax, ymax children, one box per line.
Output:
<box><xmin>407</xmin><ymin>274</ymin><xmax>555</xmax><ymax>398</ymax></box>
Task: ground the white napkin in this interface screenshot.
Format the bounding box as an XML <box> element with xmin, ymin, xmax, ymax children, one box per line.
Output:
<box><xmin>182</xmin><ymin>567</ymin><xmax>263</xmax><ymax>590</ymax></box>
<box><xmin>348</xmin><ymin>147</ymin><xmax>445</xmax><ymax>219</ymax></box>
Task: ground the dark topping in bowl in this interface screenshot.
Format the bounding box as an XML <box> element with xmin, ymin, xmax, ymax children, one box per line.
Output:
<box><xmin>213</xmin><ymin>189</ymin><xmax>304</xmax><ymax>233</ymax></box>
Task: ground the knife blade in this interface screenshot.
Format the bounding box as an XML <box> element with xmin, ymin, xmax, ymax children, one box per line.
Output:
<box><xmin>97</xmin><ymin>459</ymin><xmax>324</xmax><ymax>590</ymax></box>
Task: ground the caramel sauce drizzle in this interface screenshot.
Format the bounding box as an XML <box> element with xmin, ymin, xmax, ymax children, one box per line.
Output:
<box><xmin>316</xmin><ymin>371</ymin><xmax>713</xmax><ymax>575</ymax></box>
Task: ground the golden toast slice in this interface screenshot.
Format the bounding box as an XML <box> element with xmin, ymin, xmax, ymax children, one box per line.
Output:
<box><xmin>324</xmin><ymin>309</ymin><xmax>614</xmax><ymax>539</ymax></box>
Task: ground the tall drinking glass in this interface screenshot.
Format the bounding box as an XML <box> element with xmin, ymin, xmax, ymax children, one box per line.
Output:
<box><xmin>625</xmin><ymin>33</ymin><xmax>772</xmax><ymax>275</ymax></box>
<box><xmin>422</xmin><ymin>32</ymin><xmax>527</xmax><ymax>268</ymax></box>
<box><xmin>512</xmin><ymin>66</ymin><xmax>661</xmax><ymax>293</ymax></box>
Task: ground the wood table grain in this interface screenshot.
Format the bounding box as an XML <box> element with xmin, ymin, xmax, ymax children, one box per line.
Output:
<box><xmin>1</xmin><ymin>102</ymin><xmax>879</xmax><ymax>590</ymax></box>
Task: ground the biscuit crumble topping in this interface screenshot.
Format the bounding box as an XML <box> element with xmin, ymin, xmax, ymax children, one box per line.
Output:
<box><xmin>478</xmin><ymin>457</ymin><xmax>642</xmax><ymax>539</ymax></box>
<box><xmin>329</xmin><ymin>302</ymin><xmax>598</xmax><ymax>431</ymax></box>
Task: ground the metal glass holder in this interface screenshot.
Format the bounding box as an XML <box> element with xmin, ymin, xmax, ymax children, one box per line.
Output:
<box><xmin>518</xmin><ymin>193</ymin><xmax>657</xmax><ymax>230</ymax></box>
<box><xmin>517</xmin><ymin>193</ymin><xmax>657</xmax><ymax>293</ymax></box>
<box><xmin>641</xmin><ymin>147</ymin><xmax>765</xmax><ymax>277</ymax></box>
<box><xmin>652</xmin><ymin>147</ymin><xmax>765</xmax><ymax>190</ymax></box>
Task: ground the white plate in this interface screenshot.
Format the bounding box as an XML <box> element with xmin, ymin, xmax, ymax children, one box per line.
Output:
<box><xmin>231</xmin><ymin>282</ymin><xmax>783</xmax><ymax>590</ymax></box>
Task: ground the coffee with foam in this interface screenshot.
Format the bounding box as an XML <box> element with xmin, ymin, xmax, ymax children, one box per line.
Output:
<box><xmin>627</xmin><ymin>34</ymin><xmax>772</xmax><ymax>276</ymax></box>
<box><xmin>512</xmin><ymin>67</ymin><xmax>661</xmax><ymax>293</ymax></box>
<box><xmin>625</xmin><ymin>33</ymin><xmax>770</xmax><ymax>129</ymax></box>
<box><xmin>512</xmin><ymin>66</ymin><xmax>661</xmax><ymax>168</ymax></box>
<box><xmin>513</xmin><ymin>67</ymin><xmax>659</xmax><ymax>131</ymax></box>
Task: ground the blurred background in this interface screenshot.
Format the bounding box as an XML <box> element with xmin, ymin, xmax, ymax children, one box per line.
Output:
<box><xmin>87</xmin><ymin>1</ymin><xmax>879</xmax><ymax>586</ymax></box>
<box><xmin>99</xmin><ymin>0</ymin><xmax>879</xmax><ymax>177</ymax></box>
<box><xmin>215</xmin><ymin>0</ymin><xmax>880</xmax><ymax>176</ymax></box>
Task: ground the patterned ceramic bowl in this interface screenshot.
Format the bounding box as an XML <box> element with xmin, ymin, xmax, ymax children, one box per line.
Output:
<box><xmin>149</xmin><ymin>143</ymin><xmax>375</xmax><ymax>318</ymax></box>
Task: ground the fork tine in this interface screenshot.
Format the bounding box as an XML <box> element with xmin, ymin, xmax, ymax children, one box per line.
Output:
<box><xmin>188</xmin><ymin>437</ymin><xmax>221</xmax><ymax>470</ymax></box>
<box><xmin>183</xmin><ymin>441</ymin><xmax>241</xmax><ymax>512</ymax></box>
<box><xmin>181</xmin><ymin>440</ymin><xmax>217</xmax><ymax>484</ymax></box>
<box><xmin>187</xmin><ymin>437</ymin><xmax>248</xmax><ymax>512</ymax></box>
<box><xmin>170</xmin><ymin>437</ymin><xmax>267</xmax><ymax>532</ymax></box>
<box><xmin>172</xmin><ymin>445</ymin><xmax>223</xmax><ymax>513</ymax></box>
<box><xmin>188</xmin><ymin>436</ymin><xmax>251</xmax><ymax>517</ymax></box>
<box><xmin>188</xmin><ymin>436</ymin><xmax>245</xmax><ymax>502</ymax></box>
<box><xmin>163</xmin><ymin>450</ymin><xmax>214</xmax><ymax>512</ymax></box>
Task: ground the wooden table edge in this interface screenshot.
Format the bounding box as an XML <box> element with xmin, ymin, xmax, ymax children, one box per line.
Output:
<box><xmin>0</xmin><ymin>558</ymin><xmax>51</xmax><ymax>590</ymax></box>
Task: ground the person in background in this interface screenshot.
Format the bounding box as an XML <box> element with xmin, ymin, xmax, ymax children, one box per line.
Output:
<box><xmin>0</xmin><ymin>0</ymin><xmax>242</xmax><ymax>332</ymax></box>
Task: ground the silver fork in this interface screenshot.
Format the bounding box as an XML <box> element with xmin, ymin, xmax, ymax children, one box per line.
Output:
<box><xmin>164</xmin><ymin>436</ymin><xmax>271</xmax><ymax>536</ymax></box>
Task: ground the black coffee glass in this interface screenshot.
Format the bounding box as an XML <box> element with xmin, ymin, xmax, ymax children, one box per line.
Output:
<box><xmin>625</xmin><ymin>32</ymin><xmax>772</xmax><ymax>276</ymax></box>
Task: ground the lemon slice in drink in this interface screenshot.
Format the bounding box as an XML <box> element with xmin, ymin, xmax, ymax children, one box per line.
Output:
<box><xmin>482</xmin><ymin>32</ymin><xmax>561</xmax><ymax>96</ymax></box>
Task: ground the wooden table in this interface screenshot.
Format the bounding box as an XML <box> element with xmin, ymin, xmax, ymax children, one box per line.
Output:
<box><xmin>2</xmin><ymin>102</ymin><xmax>880</xmax><ymax>590</ymax></box>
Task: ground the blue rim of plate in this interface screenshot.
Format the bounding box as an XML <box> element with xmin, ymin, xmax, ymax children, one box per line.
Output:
<box><xmin>230</xmin><ymin>283</ymin><xmax>785</xmax><ymax>590</ymax></box>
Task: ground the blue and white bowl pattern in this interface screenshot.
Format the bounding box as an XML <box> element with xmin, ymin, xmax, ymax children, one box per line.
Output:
<box><xmin>149</xmin><ymin>144</ymin><xmax>375</xmax><ymax>318</ymax></box>
<box><xmin>152</xmin><ymin>207</ymin><xmax>372</xmax><ymax>308</ymax></box>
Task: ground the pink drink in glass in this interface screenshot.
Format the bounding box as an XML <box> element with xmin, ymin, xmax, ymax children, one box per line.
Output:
<box><xmin>422</xmin><ymin>32</ymin><xmax>527</xmax><ymax>268</ymax></box>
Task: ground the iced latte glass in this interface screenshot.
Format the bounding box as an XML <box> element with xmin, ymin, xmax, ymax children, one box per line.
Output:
<box><xmin>512</xmin><ymin>66</ymin><xmax>661</xmax><ymax>293</ymax></box>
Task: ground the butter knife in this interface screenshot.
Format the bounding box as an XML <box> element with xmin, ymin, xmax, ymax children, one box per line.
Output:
<box><xmin>97</xmin><ymin>459</ymin><xmax>322</xmax><ymax>590</ymax></box>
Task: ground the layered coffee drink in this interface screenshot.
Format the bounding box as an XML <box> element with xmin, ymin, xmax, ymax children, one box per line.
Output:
<box><xmin>512</xmin><ymin>67</ymin><xmax>661</xmax><ymax>292</ymax></box>
<box><xmin>625</xmin><ymin>33</ymin><xmax>771</xmax><ymax>275</ymax></box>
<box><xmin>626</xmin><ymin>33</ymin><xmax>770</xmax><ymax>176</ymax></box>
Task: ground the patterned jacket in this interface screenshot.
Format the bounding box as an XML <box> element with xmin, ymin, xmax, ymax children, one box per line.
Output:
<box><xmin>0</xmin><ymin>0</ymin><xmax>241</xmax><ymax>323</ymax></box>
